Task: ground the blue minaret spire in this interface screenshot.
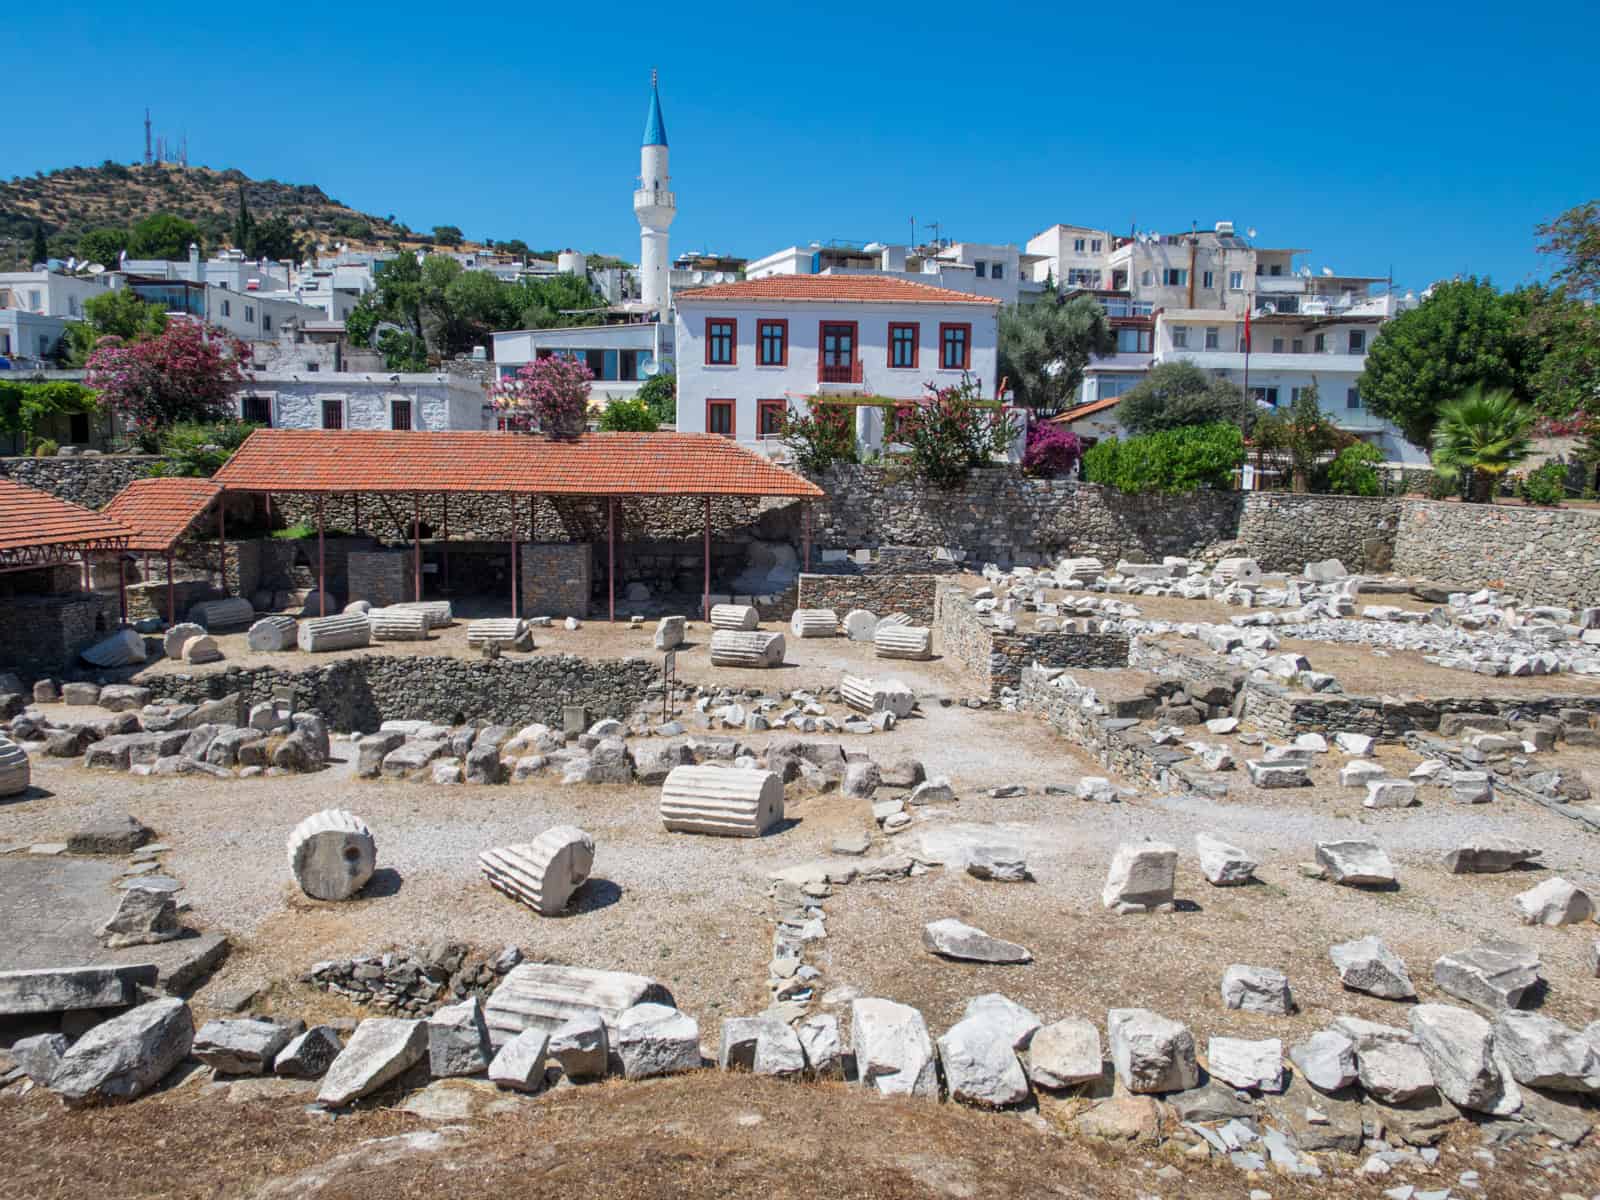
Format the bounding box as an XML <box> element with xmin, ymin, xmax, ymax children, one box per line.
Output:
<box><xmin>643</xmin><ymin>68</ymin><xmax>668</xmax><ymax>147</ymax></box>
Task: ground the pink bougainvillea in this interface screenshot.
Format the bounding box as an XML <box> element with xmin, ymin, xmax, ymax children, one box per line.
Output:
<box><xmin>84</xmin><ymin>318</ymin><xmax>248</xmax><ymax>439</ymax></box>
<box><xmin>1021</xmin><ymin>420</ymin><xmax>1083</xmax><ymax>477</ymax></box>
<box><xmin>489</xmin><ymin>355</ymin><xmax>594</xmax><ymax>437</ymax></box>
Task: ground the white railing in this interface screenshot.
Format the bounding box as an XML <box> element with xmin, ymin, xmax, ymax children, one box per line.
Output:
<box><xmin>633</xmin><ymin>188</ymin><xmax>676</xmax><ymax>209</ymax></box>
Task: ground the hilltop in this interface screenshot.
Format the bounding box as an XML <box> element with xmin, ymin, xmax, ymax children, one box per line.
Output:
<box><xmin>0</xmin><ymin>161</ymin><xmax>631</xmax><ymax>269</ymax></box>
<box><xmin>0</xmin><ymin>161</ymin><xmax>415</xmax><ymax>263</ymax></box>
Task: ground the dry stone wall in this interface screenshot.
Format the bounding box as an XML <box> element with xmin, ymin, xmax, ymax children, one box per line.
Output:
<box><xmin>937</xmin><ymin>581</ymin><xmax>1130</xmax><ymax>696</ymax></box>
<box><xmin>142</xmin><ymin>653</ymin><xmax>659</xmax><ymax>732</ymax></box>
<box><xmin>1392</xmin><ymin>500</ymin><xmax>1600</xmax><ymax>605</ymax></box>
<box><xmin>796</xmin><ymin>573</ymin><xmax>939</xmax><ymax>626</ymax></box>
<box><xmin>0</xmin><ymin>454</ymin><xmax>162</xmax><ymax>509</ymax></box>
<box><xmin>1234</xmin><ymin>493</ymin><xmax>1401</xmax><ymax>574</ymax></box>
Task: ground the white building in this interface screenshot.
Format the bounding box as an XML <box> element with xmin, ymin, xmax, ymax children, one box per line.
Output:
<box><xmin>633</xmin><ymin>73</ymin><xmax>676</xmax><ymax>315</ymax></box>
<box><xmin>674</xmin><ymin>274</ymin><xmax>1000</xmax><ymax>452</ymax></box>
<box><xmin>490</xmin><ymin>321</ymin><xmax>672</xmax><ymax>410</ymax></box>
<box><xmin>745</xmin><ymin>240</ymin><xmax>1042</xmax><ymax>306</ymax></box>
<box><xmin>232</xmin><ymin>372</ymin><xmax>486</xmax><ymax>432</ymax></box>
<box><xmin>0</xmin><ymin>268</ymin><xmax>121</xmax><ymax>320</ymax></box>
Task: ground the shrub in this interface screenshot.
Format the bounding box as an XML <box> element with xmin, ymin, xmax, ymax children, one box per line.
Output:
<box><xmin>489</xmin><ymin>356</ymin><xmax>593</xmax><ymax>436</ymax></box>
<box><xmin>1516</xmin><ymin>461</ymin><xmax>1567</xmax><ymax>506</ymax></box>
<box><xmin>1117</xmin><ymin>361</ymin><xmax>1253</xmax><ymax>435</ymax></box>
<box><xmin>144</xmin><ymin>420</ymin><xmax>259</xmax><ymax>477</ymax></box>
<box><xmin>596</xmin><ymin>397</ymin><xmax>660</xmax><ymax>432</ymax></box>
<box><xmin>893</xmin><ymin>375</ymin><xmax>1020</xmax><ymax>488</ymax></box>
<box><xmin>1327</xmin><ymin>442</ymin><xmax>1384</xmax><ymax>496</ymax></box>
<box><xmin>637</xmin><ymin>372</ymin><xmax>676</xmax><ymax>425</ymax></box>
<box><xmin>780</xmin><ymin>404</ymin><xmax>858</xmax><ymax>473</ymax></box>
<box><xmin>32</xmin><ymin>438</ymin><xmax>58</xmax><ymax>457</ymax></box>
<box><xmin>1021</xmin><ymin>421</ymin><xmax>1082</xmax><ymax>477</ymax></box>
<box><xmin>1081</xmin><ymin>422</ymin><xmax>1245</xmax><ymax>494</ymax></box>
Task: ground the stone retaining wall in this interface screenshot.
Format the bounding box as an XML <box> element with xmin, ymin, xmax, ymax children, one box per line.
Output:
<box><xmin>810</xmin><ymin>466</ymin><xmax>1243</xmax><ymax>565</ymax></box>
<box><xmin>937</xmin><ymin>581</ymin><xmax>1130</xmax><ymax>697</ymax></box>
<box><xmin>0</xmin><ymin>592</ymin><xmax>121</xmax><ymax>676</ymax></box>
<box><xmin>0</xmin><ymin>454</ymin><xmax>163</xmax><ymax>509</ymax></box>
<box><xmin>1019</xmin><ymin>666</ymin><xmax>1202</xmax><ymax>793</ymax></box>
<box><xmin>140</xmin><ymin>653</ymin><xmax>660</xmax><ymax>733</ymax></box>
<box><xmin>1392</xmin><ymin>499</ymin><xmax>1600</xmax><ymax>606</ymax></box>
<box><xmin>1242</xmin><ymin>679</ymin><xmax>1600</xmax><ymax>741</ymax></box>
<box><xmin>521</xmin><ymin>543</ymin><xmax>592</xmax><ymax>618</ymax></box>
<box><xmin>1234</xmin><ymin>493</ymin><xmax>1402</xmax><ymax>574</ymax></box>
<box><xmin>795</xmin><ymin>572</ymin><xmax>939</xmax><ymax>627</ymax></box>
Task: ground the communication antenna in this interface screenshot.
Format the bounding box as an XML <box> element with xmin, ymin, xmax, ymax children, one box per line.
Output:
<box><xmin>143</xmin><ymin>108</ymin><xmax>152</xmax><ymax>166</ymax></box>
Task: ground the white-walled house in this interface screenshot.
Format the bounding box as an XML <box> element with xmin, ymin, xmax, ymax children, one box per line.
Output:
<box><xmin>745</xmin><ymin>241</ymin><xmax>1041</xmax><ymax>306</ymax></box>
<box><xmin>674</xmin><ymin>274</ymin><xmax>1000</xmax><ymax>451</ymax></box>
<box><xmin>491</xmin><ymin>321</ymin><xmax>673</xmax><ymax>410</ymax></box>
<box><xmin>232</xmin><ymin>372</ymin><xmax>486</xmax><ymax>432</ymax></box>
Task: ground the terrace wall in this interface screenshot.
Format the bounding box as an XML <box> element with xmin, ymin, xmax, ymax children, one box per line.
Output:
<box><xmin>1391</xmin><ymin>499</ymin><xmax>1600</xmax><ymax>606</ymax></box>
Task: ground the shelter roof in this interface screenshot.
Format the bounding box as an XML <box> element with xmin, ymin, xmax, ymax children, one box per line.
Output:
<box><xmin>212</xmin><ymin>430</ymin><xmax>825</xmax><ymax>498</ymax></box>
<box><xmin>101</xmin><ymin>477</ymin><xmax>223</xmax><ymax>553</ymax></box>
<box><xmin>0</xmin><ymin>477</ymin><xmax>131</xmax><ymax>560</ymax></box>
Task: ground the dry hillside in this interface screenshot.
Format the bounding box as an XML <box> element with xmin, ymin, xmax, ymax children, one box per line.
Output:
<box><xmin>0</xmin><ymin>162</ymin><xmax>412</xmax><ymax>262</ymax></box>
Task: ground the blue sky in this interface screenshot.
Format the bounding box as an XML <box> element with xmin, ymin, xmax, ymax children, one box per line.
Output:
<box><xmin>9</xmin><ymin>2</ymin><xmax>1595</xmax><ymax>293</ymax></box>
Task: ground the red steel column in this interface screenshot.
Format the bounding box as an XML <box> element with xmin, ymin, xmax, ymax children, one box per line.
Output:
<box><xmin>117</xmin><ymin>555</ymin><xmax>127</xmax><ymax>624</ymax></box>
<box><xmin>802</xmin><ymin>502</ymin><xmax>812</xmax><ymax>572</ymax></box>
<box><xmin>702</xmin><ymin>495</ymin><xmax>711</xmax><ymax>622</ymax></box>
<box><xmin>166</xmin><ymin>550</ymin><xmax>174</xmax><ymax>625</ymax></box>
<box><xmin>217</xmin><ymin>499</ymin><xmax>227</xmax><ymax>595</ymax></box>
<box><xmin>412</xmin><ymin>494</ymin><xmax>422</xmax><ymax>602</ymax></box>
<box><xmin>442</xmin><ymin>493</ymin><xmax>450</xmax><ymax>592</ymax></box>
<box><xmin>607</xmin><ymin>497</ymin><xmax>616</xmax><ymax>623</ymax></box>
<box><xmin>316</xmin><ymin>494</ymin><xmax>327</xmax><ymax>616</ymax></box>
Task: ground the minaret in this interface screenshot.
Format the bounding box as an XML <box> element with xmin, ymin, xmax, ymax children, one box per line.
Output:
<box><xmin>633</xmin><ymin>70</ymin><xmax>676</xmax><ymax>316</ymax></box>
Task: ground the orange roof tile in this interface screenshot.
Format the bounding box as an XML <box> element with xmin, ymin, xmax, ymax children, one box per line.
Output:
<box><xmin>1051</xmin><ymin>394</ymin><xmax>1126</xmax><ymax>424</ymax></box>
<box><xmin>212</xmin><ymin>430</ymin><xmax>826</xmax><ymax>499</ymax></box>
<box><xmin>101</xmin><ymin>477</ymin><xmax>223</xmax><ymax>553</ymax></box>
<box><xmin>675</xmin><ymin>274</ymin><xmax>1000</xmax><ymax>306</ymax></box>
<box><xmin>0</xmin><ymin>477</ymin><xmax>132</xmax><ymax>553</ymax></box>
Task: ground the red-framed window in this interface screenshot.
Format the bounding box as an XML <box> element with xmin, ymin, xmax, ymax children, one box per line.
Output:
<box><xmin>819</xmin><ymin>320</ymin><xmax>859</xmax><ymax>383</ymax></box>
<box><xmin>889</xmin><ymin>322</ymin><xmax>919</xmax><ymax>369</ymax></box>
<box><xmin>939</xmin><ymin>322</ymin><xmax>971</xmax><ymax>370</ymax></box>
<box><xmin>757</xmin><ymin>319</ymin><xmax>788</xmax><ymax>366</ymax></box>
<box><xmin>757</xmin><ymin>398</ymin><xmax>787</xmax><ymax>438</ymax></box>
<box><xmin>706</xmin><ymin>398</ymin><xmax>736</xmax><ymax>437</ymax></box>
<box><xmin>706</xmin><ymin>318</ymin><xmax>736</xmax><ymax>365</ymax></box>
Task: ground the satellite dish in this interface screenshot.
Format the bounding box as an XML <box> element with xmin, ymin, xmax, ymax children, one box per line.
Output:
<box><xmin>692</xmin><ymin>271</ymin><xmax>705</xmax><ymax>284</ymax></box>
<box><xmin>88</xmin><ymin>263</ymin><xmax>105</xmax><ymax>275</ymax></box>
<box><xmin>1321</xmin><ymin>267</ymin><xmax>1334</xmax><ymax>276</ymax></box>
<box><xmin>1246</xmin><ymin>228</ymin><xmax>1257</xmax><ymax>239</ymax></box>
<box><xmin>640</xmin><ymin>357</ymin><xmax>660</xmax><ymax>377</ymax></box>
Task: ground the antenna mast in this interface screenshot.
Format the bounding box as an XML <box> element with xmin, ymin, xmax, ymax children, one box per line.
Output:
<box><xmin>143</xmin><ymin>108</ymin><xmax>152</xmax><ymax>166</ymax></box>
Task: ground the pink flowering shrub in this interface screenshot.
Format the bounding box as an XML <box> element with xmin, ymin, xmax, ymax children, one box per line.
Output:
<box><xmin>84</xmin><ymin>319</ymin><xmax>248</xmax><ymax>443</ymax></box>
<box><xmin>490</xmin><ymin>355</ymin><xmax>594</xmax><ymax>436</ymax></box>
<box><xmin>1021</xmin><ymin>420</ymin><xmax>1082</xmax><ymax>477</ymax></box>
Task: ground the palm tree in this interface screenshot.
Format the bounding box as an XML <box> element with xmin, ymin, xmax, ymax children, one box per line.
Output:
<box><xmin>1430</xmin><ymin>386</ymin><xmax>1535</xmax><ymax>503</ymax></box>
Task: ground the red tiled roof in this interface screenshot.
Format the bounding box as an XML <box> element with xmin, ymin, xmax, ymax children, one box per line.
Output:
<box><xmin>1051</xmin><ymin>394</ymin><xmax>1125</xmax><ymax>424</ymax></box>
<box><xmin>0</xmin><ymin>477</ymin><xmax>132</xmax><ymax>553</ymax></box>
<box><xmin>101</xmin><ymin>477</ymin><xmax>222</xmax><ymax>553</ymax></box>
<box><xmin>212</xmin><ymin>430</ymin><xmax>826</xmax><ymax>499</ymax></box>
<box><xmin>674</xmin><ymin>274</ymin><xmax>1000</xmax><ymax>306</ymax></box>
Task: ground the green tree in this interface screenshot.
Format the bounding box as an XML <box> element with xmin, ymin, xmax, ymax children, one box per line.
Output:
<box><xmin>1117</xmin><ymin>361</ymin><xmax>1252</xmax><ymax>435</ymax></box>
<box><xmin>1357</xmin><ymin>278</ymin><xmax>1537</xmax><ymax>448</ymax></box>
<box><xmin>128</xmin><ymin>212</ymin><xmax>203</xmax><ymax>260</ymax></box>
<box><xmin>374</xmin><ymin>329</ymin><xmax>429</xmax><ymax>372</ymax></box>
<box><xmin>1524</xmin><ymin>285</ymin><xmax>1600</xmax><ymax>425</ymax></box>
<box><xmin>30</xmin><ymin>222</ymin><xmax>50</xmax><ymax>264</ymax></box>
<box><xmin>444</xmin><ymin>267</ymin><xmax>519</xmax><ymax>346</ymax></box>
<box><xmin>432</xmin><ymin>224</ymin><xmax>464</xmax><ymax>246</ymax></box>
<box><xmin>1327</xmin><ymin>442</ymin><xmax>1384</xmax><ymax>496</ymax></box>
<box><xmin>0</xmin><ymin>380</ymin><xmax>99</xmax><ymax>452</ymax></box>
<box><xmin>64</xmin><ymin>288</ymin><xmax>168</xmax><ymax>365</ymax></box>
<box><xmin>1536</xmin><ymin>200</ymin><xmax>1600</xmax><ymax>299</ymax></box>
<box><xmin>1250</xmin><ymin>384</ymin><xmax>1355</xmax><ymax>492</ymax></box>
<box><xmin>1430</xmin><ymin>385</ymin><xmax>1536</xmax><ymax>503</ymax></box>
<box><xmin>233</xmin><ymin>184</ymin><xmax>256</xmax><ymax>253</ymax></box>
<box><xmin>76</xmin><ymin>227</ymin><xmax>128</xmax><ymax>266</ymax></box>
<box><xmin>1082</xmin><ymin>422</ymin><xmax>1245</xmax><ymax>494</ymax></box>
<box><xmin>246</xmin><ymin>214</ymin><xmax>301</xmax><ymax>263</ymax></box>
<box><xmin>637</xmin><ymin>372</ymin><xmax>676</xmax><ymax>424</ymax></box>
<box><xmin>998</xmin><ymin>294</ymin><xmax>1115</xmax><ymax>410</ymax></box>
<box><xmin>596</xmin><ymin>396</ymin><xmax>660</xmax><ymax>431</ymax></box>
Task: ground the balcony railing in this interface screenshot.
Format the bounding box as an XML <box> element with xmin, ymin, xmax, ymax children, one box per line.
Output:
<box><xmin>818</xmin><ymin>360</ymin><xmax>863</xmax><ymax>384</ymax></box>
<box><xmin>632</xmin><ymin>188</ymin><xmax>676</xmax><ymax>209</ymax></box>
